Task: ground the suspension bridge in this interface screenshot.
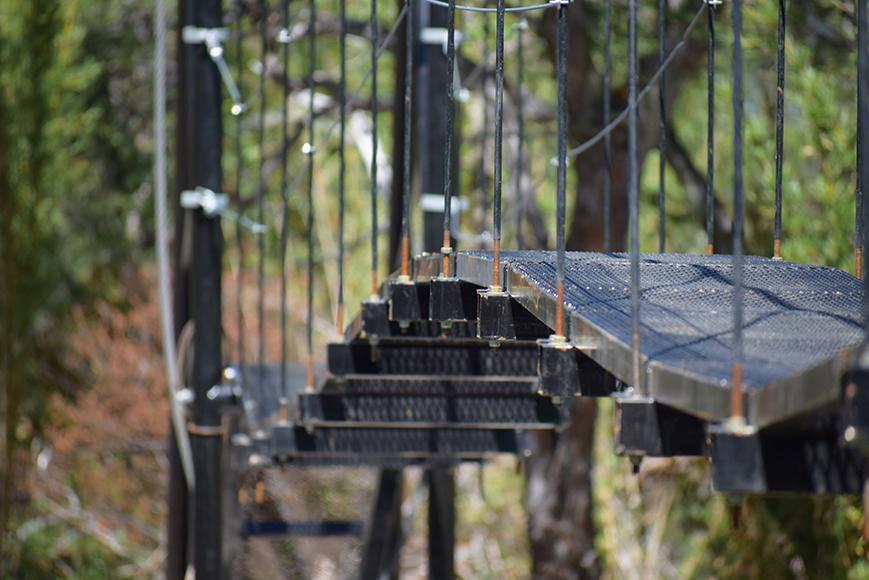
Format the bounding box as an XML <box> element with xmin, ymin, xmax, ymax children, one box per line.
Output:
<box><xmin>154</xmin><ymin>0</ymin><xmax>869</xmax><ymax>576</ymax></box>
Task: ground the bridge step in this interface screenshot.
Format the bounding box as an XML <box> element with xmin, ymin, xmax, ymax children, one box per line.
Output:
<box><xmin>296</xmin><ymin>393</ymin><xmax>560</xmax><ymax>429</ymax></box>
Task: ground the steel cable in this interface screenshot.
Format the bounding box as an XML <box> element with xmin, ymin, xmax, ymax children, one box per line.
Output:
<box><xmin>658</xmin><ymin>0</ymin><xmax>667</xmax><ymax>253</ymax></box>
<box><xmin>603</xmin><ymin>0</ymin><xmax>612</xmax><ymax>252</ymax></box>
<box><xmin>773</xmin><ymin>0</ymin><xmax>786</xmax><ymax>259</ymax></box>
<box><xmin>731</xmin><ymin>0</ymin><xmax>745</xmax><ymax>421</ymax></box>
<box><xmin>442</xmin><ymin>0</ymin><xmax>458</xmax><ymax>276</ymax></box>
<box><xmin>628</xmin><ymin>0</ymin><xmax>641</xmax><ymax>390</ymax></box>
<box><xmin>492</xmin><ymin>0</ymin><xmax>505</xmax><ymax>288</ymax></box>
<box><xmin>305</xmin><ymin>0</ymin><xmax>317</xmax><ymax>389</ymax></box>
<box><xmin>370</xmin><ymin>0</ymin><xmax>380</xmax><ymax>296</ymax></box>
<box><xmin>706</xmin><ymin>3</ymin><xmax>715</xmax><ymax>255</ymax></box>
<box><xmin>279</xmin><ymin>0</ymin><xmax>291</xmax><ymax>411</ymax></box>
<box><xmin>337</xmin><ymin>0</ymin><xmax>347</xmax><ymax>331</ymax></box>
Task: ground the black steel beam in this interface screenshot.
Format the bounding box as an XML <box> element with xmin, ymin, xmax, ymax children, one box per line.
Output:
<box><xmin>427</xmin><ymin>468</ymin><xmax>455</xmax><ymax>580</ymax></box>
<box><xmin>360</xmin><ymin>469</ymin><xmax>405</xmax><ymax>580</ymax></box>
<box><xmin>241</xmin><ymin>520</ymin><xmax>365</xmax><ymax>538</ymax></box>
<box><xmin>179</xmin><ymin>0</ymin><xmax>224</xmax><ymax>575</ymax></box>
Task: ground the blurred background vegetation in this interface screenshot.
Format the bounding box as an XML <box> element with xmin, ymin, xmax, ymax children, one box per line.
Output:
<box><xmin>2</xmin><ymin>0</ymin><xmax>869</xmax><ymax>577</ymax></box>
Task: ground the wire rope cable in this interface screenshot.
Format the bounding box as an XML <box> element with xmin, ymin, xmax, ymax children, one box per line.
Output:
<box><xmin>514</xmin><ymin>17</ymin><xmax>527</xmax><ymax>249</ymax></box>
<box><xmin>731</xmin><ymin>0</ymin><xmax>745</xmax><ymax>423</ymax></box>
<box><xmin>442</xmin><ymin>0</ymin><xmax>458</xmax><ymax>277</ymax></box>
<box><xmin>154</xmin><ymin>0</ymin><xmax>195</xmax><ymax>490</ymax></box>
<box><xmin>305</xmin><ymin>0</ymin><xmax>317</xmax><ymax>389</ymax></box>
<box><xmin>859</xmin><ymin>0</ymin><xmax>869</xmax><ymax>317</ymax></box>
<box><xmin>370</xmin><ymin>0</ymin><xmax>380</xmax><ymax>296</ymax></box>
<box><xmin>400</xmin><ymin>0</ymin><xmax>414</xmax><ymax>278</ymax></box>
<box><xmin>773</xmin><ymin>0</ymin><xmax>786</xmax><ymax>259</ymax></box>
<box><xmin>491</xmin><ymin>0</ymin><xmax>506</xmax><ymax>288</ymax></box>
<box><xmin>256</xmin><ymin>0</ymin><xmax>269</xmax><ymax>379</ymax></box>
<box><xmin>336</xmin><ymin>0</ymin><xmax>348</xmax><ymax>332</ymax></box>
<box><xmin>554</xmin><ymin>0</ymin><xmax>567</xmax><ymax>337</ymax></box>
<box><xmin>233</xmin><ymin>0</ymin><xmax>246</xmax><ymax>367</ymax></box>
<box><xmin>706</xmin><ymin>3</ymin><xmax>715</xmax><ymax>255</ymax></box>
<box><xmin>423</xmin><ymin>0</ymin><xmax>555</xmax><ymax>14</ymax></box>
<box><xmin>278</xmin><ymin>0</ymin><xmax>291</xmax><ymax>415</ymax></box>
<box><xmin>628</xmin><ymin>0</ymin><xmax>641</xmax><ymax>391</ymax></box>
<box><xmin>657</xmin><ymin>0</ymin><xmax>667</xmax><ymax>253</ymax></box>
<box><xmin>602</xmin><ymin>0</ymin><xmax>612</xmax><ymax>252</ymax></box>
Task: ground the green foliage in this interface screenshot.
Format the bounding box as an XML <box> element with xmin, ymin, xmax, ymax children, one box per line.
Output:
<box><xmin>0</xmin><ymin>0</ymin><xmax>154</xmax><ymax>570</ymax></box>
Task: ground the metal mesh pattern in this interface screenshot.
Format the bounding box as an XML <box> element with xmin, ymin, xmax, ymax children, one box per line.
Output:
<box><xmin>461</xmin><ymin>251</ymin><xmax>863</xmax><ymax>391</ymax></box>
<box><xmin>300</xmin><ymin>394</ymin><xmax>558</xmax><ymax>426</ymax></box>
<box><xmin>293</xmin><ymin>426</ymin><xmax>529</xmax><ymax>455</ymax></box>
<box><xmin>361</xmin><ymin>343</ymin><xmax>539</xmax><ymax>376</ymax></box>
<box><xmin>326</xmin><ymin>376</ymin><xmax>540</xmax><ymax>395</ymax></box>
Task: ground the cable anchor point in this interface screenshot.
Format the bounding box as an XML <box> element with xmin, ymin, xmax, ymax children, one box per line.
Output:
<box><xmin>182</xmin><ymin>25</ymin><xmax>247</xmax><ymax>116</ymax></box>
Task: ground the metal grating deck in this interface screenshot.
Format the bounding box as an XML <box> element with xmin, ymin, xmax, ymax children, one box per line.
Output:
<box><xmin>457</xmin><ymin>250</ymin><xmax>864</xmax><ymax>427</ymax></box>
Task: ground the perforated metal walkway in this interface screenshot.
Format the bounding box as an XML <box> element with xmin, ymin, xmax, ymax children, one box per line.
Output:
<box><xmin>457</xmin><ymin>250</ymin><xmax>864</xmax><ymax>426</ymax></box>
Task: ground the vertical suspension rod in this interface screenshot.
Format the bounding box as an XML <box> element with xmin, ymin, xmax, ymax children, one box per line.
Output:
<box><xmin>706</xmin><ymin>2</ymin><xmax>715</xmax><ymax>255</ymax></box>
<box><xmin>337</xmin><ymin>0</ymin><xmax>347</xmax><ymax>332</ymax></box>
<box><xmin>731</xmin><ymin>0</ymin><xmax>745</xmax><ymax>423</ymax></box>
<box><xmin>657</xmin><ymin>0</ymin><xmax>666</xmax><ymax>253</ymax></box>
<box><xmin>370</xmin><ymin>0</ymin><xmax>380</xmax><ymax>296</ymax></box>
<box><xmin>514</xmin><ymin>17</ymin><xmax>527</xmax><ymax>249</ymax></box>
<box><xmin>256</xmin><ymin>0</ymin><xmax>268</xmax><ymax>375</ymax></box>
<box><xmin>400</xmin><ymin>0</ymin><xmax>414</xmax><ymax>278</ymax></box>
<box><xmin>478</xmin><ymin>3</ymin><xmax>491</xmax><ymax>242</ymax></box>
<box><xmin>773</xmin><ymin>0</ymin><xmax>786</xmax><ymax>259</ymax></box>
<box><xmin>602</xmin><ymin>0</ymin><xmax>612</xmax><ymax>252</ymax></box>
<box><xmin>442</xmin><ymin>0</ymin><xmax>457</xmax><ymax>277</ymax></box>
<box><xmin>491</xmin><ymin>0</ymin><xmax>506</xmax><ymax>289</ymax></box>
<box><xmin>233</xmin><ymin>0</ymin><xmax>246</xmax><ymax>366</ymax></box>
<box><xmin>278</xmin><ymin>0</ymin><xmax>291</xmax><ymax>417</ymax></box>
<box><xmin>554</xmin><ymin>0</ymin><xmax>567</xmax><ymax>337</ymax></box>
<box><xmin>859</xmin><ymin>0</ymin><xmax>868</xmax><ymax>284</ymax></box>
<box><xmin>305</xmin><ymin>0</ymin><xmax>317</xmax><ymax>389</ymax></box>
<box><xmin>859</xmin><ymin>0</ymin><xmax>869</xmax><ymax>312</ymax></box>
<box><xmin>628</xmin><ymin>0</ymin><xmax>641</xmax><ymax>389</ymax></box>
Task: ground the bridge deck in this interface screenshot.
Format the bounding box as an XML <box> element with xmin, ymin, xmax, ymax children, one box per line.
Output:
<box><xmin>456</xmin><ymin>250</ymin><xmax>864</xmax><ymax>427</ymax></box>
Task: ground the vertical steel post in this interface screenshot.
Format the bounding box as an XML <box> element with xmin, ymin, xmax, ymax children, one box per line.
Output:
<box><xmin>178</xmin><ymin>0</ymin><xmax>224</xmax><ymax>576</ymax></box>
<box><xmin>416</xmin><ymin>3</ymin><xmax>457</xmax><ymax>576</ymax></box>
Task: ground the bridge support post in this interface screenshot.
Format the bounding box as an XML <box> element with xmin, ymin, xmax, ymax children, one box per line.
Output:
<box><xmin>176</xmin><ymin>0</ymin><xmax>225</xmax><ymax>576</ymax></box>
<box><xmin>416</xmin><ymin>2</ymin><xmax>458</xmax><ymax>576</ymax></box>
<box><xmin>427</xmin><ymin>468</ymin><xmax>456</xmax><ymax>580</ymax></box>
<box><xmin>360</xmin><ymin>469</ymin><xmax>405</xmax><ymax>580</ymax></box>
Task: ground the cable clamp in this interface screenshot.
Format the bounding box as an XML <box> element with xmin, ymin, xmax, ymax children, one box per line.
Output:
<box><xmin>703</xmin><ymin>0</ymin><xmax>723</xmax><ymax>5</ymax></box>
<box><xmin>181</xmin><ymin>187</ymin><xmax>268</xmax><ymax>234</ymax></box>
<box><xmin>302</xmin><ymin>143</ymin><xmax>317</xmax><ymax>155</ymax></box>
<box><xmin>277</xmin><ymin>27</ymin><xmax>292</xmax><ymax>44</ymax></box>
<box><xmin>181</xmin><ymin>186</ymin><xmax>229</xmax><ymax>217</ymax></box>
<box><xmin>548</xmin><ymin>0</ymin><xmax>573</xmax><ymax>5</ymax></box>
<box><xmin>441</xmin><ymin>246</ymin><xmax>453</xmax><ymax>255</ymax></box>
<box><xmin>182</xmin><ymin>25</ymin><xmax>247</xmax><ymax>115</ymax></box>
